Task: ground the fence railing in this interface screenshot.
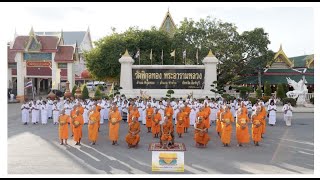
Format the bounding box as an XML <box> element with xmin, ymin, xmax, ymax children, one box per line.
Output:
<box><xmin>226</xmin><ymin>92</ymin><xmax>314</xmax><ymax>101</ymax></box>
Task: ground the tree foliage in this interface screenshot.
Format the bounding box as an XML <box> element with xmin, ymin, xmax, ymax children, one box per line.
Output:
<box><xmin>264</xmin><ymin>81</ymin><xmax>272</xmax><ymax>96</ymax></box>
<box><xmin>276</xmin><ymin>84</ymin><xmax>285</xmax><ymax>100</ymax></box>
<box><xmin>256</xmin><ymin>87</ymin><xmax>262</xmax><ymax>99</ymax></box>
<box><xmin>72</xmin><ymin>85</ymin><xmax>77</xmax><ymax>97</ymax></box>
<box><xmin>81</xmin><ymin>85</ymin><xmax>89</xmax><ymax>99</ymax></box>
<box><xmin>85</xmin><ymin>16</ymin><xmax>273</xmax><ymax>84</ymax></box>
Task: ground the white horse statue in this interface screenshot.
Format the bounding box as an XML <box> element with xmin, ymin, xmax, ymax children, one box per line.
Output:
<box><xmin>286</xmin><ymin>77</ymin><xmax>308</xmax><ymax>105</ymax></box>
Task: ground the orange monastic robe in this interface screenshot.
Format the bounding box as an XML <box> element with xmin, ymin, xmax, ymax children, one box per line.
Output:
<box><xmin>236</xmin><ymin>113</ymin><xmax>250</xmax><ymax>144</ymax></box>
<box><xmin>216</xmin><ymin>110</ymin><xmax>223</xmax><ymax>133</ymax></box>
<box><xmin>260</xmin><ymin>107</ymin><xmax>267</xmax><ymax>134</ymax></box>
<box><xmin>221</xmin><ymin>111</ymin><xmax>234</xmax><ymax>144</ymax></box>
<box><xmin>252</xmin><ymin>113</ymin><xmax>263</xmax><ymax>142</ymax></box>
<box><xmin>194</xmin><ymin>120</ymin><xmax>210</xmax><ymax>145</ymax></box>
<box><xmin>70</xmin><ymin>109</ymin><xmax>77</xmax><ymax>134</ymax></box>
<box><xmin>196</xmin><ymin>111</ymin><xmax>206</xmax><ymax>123</ymax></box>
<box><xmin>164</xmin><ymin>106</ymin><xmax>174</xmax><ymax>122</ymax></box>
<box><xmin>152</xmin><ymin>113</ymin><xmax>161</xmax><ymax>135</ymax></box>
<box><xmin>183</xmin><ymin>106</ymin><xmax>191</xmax><ymax>128</ymax></box>
<box><xmin>125</xmin><ymin>121</ymin><xmax>140</xmax><ymax>145</ymax></box>
<box><xmin>146</xmin><ymin>107</ymin><xmax>154</xmax><ymax>128</ymax></box>
<box><xmin>241</xmin><ymin>106</ymin><xmax>248</xmax><ymax>116</ymax></box>
<box><xmin>59</xmin><ymin>114</ymin><xmax>70</xmax><ymax>139</ymax></box>
<box><xmin>161</xmin><ymin>122</ymin><xmax>173</xmax><ymax>141</ymax></box>
<box><xmin>176</xmin><ymin>112</ymin><xmax>185</xmax><ymax>134</ymax></box>
<box><xmin>109</xmin><ymin>110</ymin><xmax>122</xmax><ymax>141</ymax></box>
<box><xmin>203</xmin><ymin>107</ymin><xmax>211</xmax><ymax>128</ymax></box>
<box><xmin>73</xmin><ymin>115</ymin><xmax>84</xmax><ymax>142</ymax></box>
<box><xmin>88</xmin><ymin>111</ymin><xmax>99</xmax><ymax>142</ymax></box>
<box><xmin>96</xmin><ymin>105</ymin><xmax>102</xmax><ymax>128</ymax></box>
<box><xmin>128</xmin><ymin>110</ymin><xmax>140</xmax><ymax>124</ymax></box>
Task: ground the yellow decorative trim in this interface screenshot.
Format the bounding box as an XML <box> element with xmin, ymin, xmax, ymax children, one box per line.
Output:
<box><xmin>160</xmin><ymin>10</ymin><xmax>177</xmax><ymax>31</ymax></box>
<box><xmin>272</xmin><ymin>45</ymin><xmax>294</xmax><ymax>68</ymax></box>
<box><xmin>306</xmin><ymin>55</ymin><xmax>314</xmax><ymax>68</ymax></box>
<box><xmin>207</xmin><ymin>49</ymin><xmax>214</xmax><ymax>57</ymax></box>
<box><xmin>123</xmin><ymin>49</ymin><xmax>130</xmax><ymax>57</ymax></box>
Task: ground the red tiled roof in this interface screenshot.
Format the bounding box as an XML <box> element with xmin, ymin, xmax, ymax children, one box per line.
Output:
<box><xmin>27</xmin><ymin>67</ymin><xmax>52</xmax><ymax>76</ymax></box>
<box><xmin>54</xmin><ymin>46</ymin><xmax>74</xmax><ymax>62</ymax></box>
<box><xmin>11</xmin><ymin>36</ymin><xmax>29</xmax><ymax>50</ymax></box>
<box><xmin>37</xmin><ymin>36</ymin><xmax>59</xmax><ymax>50</ymax></box>
<box><xmin>11</xmin><ymin>35</ymin><xmax>59</xmax><ymax>51</ymax></box>
<box><xmin>12</xmin><ymin>69</ymin><xmax>17</xmax><ymax>75</ymax></box>
<box><xmin>8</xmin><ymin>46</ymin><xmax>16</xmax><ymax>63</ymax></box>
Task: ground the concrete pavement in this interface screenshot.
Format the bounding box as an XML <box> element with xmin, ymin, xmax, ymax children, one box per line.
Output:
<box><xmin>8</xmin><ymin>103</ymin><xmax>314</xmax><ymax>174</ymax></box>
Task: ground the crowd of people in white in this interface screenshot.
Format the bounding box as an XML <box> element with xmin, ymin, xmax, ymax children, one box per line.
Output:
<box><xmin>20</xmin><ymin>95</ymin><xmax>294</xmax><ymax>127</ymax></box>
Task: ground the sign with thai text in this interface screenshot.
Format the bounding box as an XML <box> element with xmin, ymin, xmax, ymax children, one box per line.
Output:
<box><xmin>26</xmin><ymin>61</ymin><xmax>51</xmax><ymax>67</ymax></box>
<box><xmin>132</xmin><ymin>69</ymin><xmax>205</xmax><ymax>89</ymax></box>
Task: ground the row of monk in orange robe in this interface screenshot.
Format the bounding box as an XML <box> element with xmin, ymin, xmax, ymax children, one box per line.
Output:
<box><xmin>57</xmin><ymin>101</ymin><xmax>267</xmax><ymax>148</ymax></box>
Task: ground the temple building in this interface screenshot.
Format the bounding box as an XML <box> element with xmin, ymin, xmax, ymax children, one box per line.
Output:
<box><xmin>7</xmin><ymin>27</ymin><xmax>93</xmax><ymax>101</ymax></box>
<box><xmin>234</xmin><ymin>45</ymin><xmax>314</xmax><ymax>93</ymax></box>
<box><xmin>160</xmin><ymin>9</ymin><xmax>176</xmax><ymax>37</ymax></box>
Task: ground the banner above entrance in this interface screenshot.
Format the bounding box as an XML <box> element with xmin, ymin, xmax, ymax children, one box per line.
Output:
<box><xmin>26</xmin><ymin>61</ymin><xmax>51</xmax><ymax>67</ymax></box>
<box><xmin>132</xmin><ymin>69</ymin><xmax>205</xmax><ymax>89</ymax></box>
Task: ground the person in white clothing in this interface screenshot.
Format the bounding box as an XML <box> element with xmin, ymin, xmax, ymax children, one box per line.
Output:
<box><xmin>267</xmin><ymin>100</ymin><xmax>277</xmax><ymax>126</ymax></box>
<box><xmin>64</xmin><ymin>100</ymin><xmax>72</xmax><ymax>116</ymax></box>
<box><xmin>209</xmin><ymin>100</ymin><xmax>218</xmax><ymax>124</ymax></box>
<box><xmin>282</xmin><ymin>102</ymin><xmax>293</xmax><ymax>126</ymax></box>
<box><xmin>40</xmin><ymin>101</ymin><xmax>48</xmax><ymax>125</ymax></box>
<box><xmin>189</xmin><ymin>101</ymin><xmax>197</xmax><ymax>126</ymax></box>
<box><xmin>21</xmin><ymin>101</ymin><xmax>30</xmax><ymax>125</ymax></box>
<box><xmin>122</xmin><ymin>100</ymin><xmax>128</xmax><ymax>122</ymax></box>
<box><xmin>247</xmin><ymin>101</ymin><xmax>253</xmax><ymax>117</ymax></box>
<box><xmin>47</xmin><ymin>98</ymin><xmax>53</xmax><ymax>119</ymax></box>
<box><xmin>37</xmin><ymin>100</ymin><xmax>42</xmax><ymax>123</ymax></box>
<box><xmin>31</xmin><ymin>101</ymin><xmax>38</xmax><ymax>124</ymax></box>
<box><xmin>52</xmin><ymin>101</ymin><xmax>60</xmax><ymax>125</ymax></box>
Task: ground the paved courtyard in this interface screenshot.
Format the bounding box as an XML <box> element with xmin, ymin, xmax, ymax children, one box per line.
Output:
<box><xmin>8</xmin><ymin>103</ymin><xmax>314</xmax><ymax>174</ymax></box>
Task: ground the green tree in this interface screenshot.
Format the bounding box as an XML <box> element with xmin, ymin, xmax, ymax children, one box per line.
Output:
<box><xmin>256</xmin><ymin>87</ymin><xmax>262</xmax><ymax>98</ymax></box>
<box><xmin>166</xmin><ymin>89</ymin><xmax>175</xmax><ymax>98</ymax></box>
<box><xmin>233</xmin><ymin>86</ymin><xmax>253</xmax><ymax>99</ymax></box>
<box><xmin>282</xmin><ymin>83</ymin><xmax>289</xmax><ymax>94</ymax></box>
<box><xmin>72</xmin><ymin>85</ymin><xmax>77</xmax><ymax>97</ymax></box>
<box><xmin>210</xmin><ymin>81</ymin><xmax>225</xmax><ymax>95</ymax></box>
<box><xmin>276</xmin><ymin>84</ymin><xmax>285</xmax><ymax>100</ymax></box>
<box><xmin>94</xmin><ymin>88</ymin><xmax>102</xmax><ymax>99</ymax></box>
<box><xmin>81</xmin><ymin>85</ymin><xmax>89</xmax><ymax>99</ymax></box>
<box><xmin>264</xmin><ymin>81</ymin><xmax>272</xmax><ymax>96</ymax></box>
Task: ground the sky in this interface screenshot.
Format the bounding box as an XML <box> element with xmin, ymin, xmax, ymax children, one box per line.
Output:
<box><xmin>0</xmin><ymin>2</ymin><xmax>315</xmax><ymax>57</ymax></box>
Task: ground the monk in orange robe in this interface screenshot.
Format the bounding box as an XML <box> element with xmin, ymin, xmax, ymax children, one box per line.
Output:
<box><xmin>176</xmin><ymin>108</ymin><xmax>185</xmax><ymax>138</ymax></box>
<box><xmin>164</xmin><ymin>103</ymin><xmax>174</xmax><ymax>123</ymax></box>
<box><xmin>183</xmin><ymin>102</ymin><xmax>191</xmax><ymax>133</ymax></box>
<box><xmin>109</xmin><ymin>105</ymin><xmax>122</xmax><ymax>145</ymax></box>
<box><xmin>240</xmin><ymin>102</ymin><xmax>248</xmax><ymax>115</ymax></box>
<box><xmin>161</xmin><ymin>117</ymin><xmax>173</xmax><ymax>149</ymax></box>
<box><xmin>128</xmin><ymin>105</ymin><xmax>140</xmax><ymax>124</ymax></box>
<box><xmin>236</xmin><ymin>108</ymin><xmax>250</xmax><ymax>147</ymax></box>
<box><xmin>125</xmin><ymin>116</ymin><xmax>140</xmax><ymax>148</ymax></box>
<box><xmin>70</xmin><ymin>105</ymin><xmax>77</xmax><ymax>137</ymax></box>
<box><xmin>58</xmin><ymin>109</ymin><xmax>70</xmax><ymax>145</ymax></box>
<box><xmin>73</xmin><ymin>110</ymin><xmax>84</xmax><ymax>145</ymax></box>
<box><xmin>220</xmin><ymin>106</ymin><xmax>234</xmax><ymax>147</ymax></box>
<box><xmin>194</xmin><ymin>116</ymin><xmax>210</xmax><ymax>147</ymax></box>
<box><xmin>77</xmin><ymin>102</ymin><xmax>84</xmax><ymax>115</ymax></box>
<box><xmin>95</xmin><ymin>103</ymin><xmax>102</xmax><ymax>132</ymax></box>
<box><xmin>152</xmin><ymin>108</ymin><xmax>162</xmax><ymax>138</ymax></box>
<box><xmin>259</xmin><ymin>102</ymin><xmax>267</xmax><ymax>137</ymax></box>
<box><xmin>251</xmin><ymin>106</ymin><xmax>263</xmax><ymax>146</ymax></box>
<box><xmin>203</xmin><ymin>103</ymin><xmax>211</xmax><ymax>129</ymax></box>
<box><xmin>146</xmin><ymin>104</ymin><xmax>154</xmax><ymax>133</ymax></box>
<box><xmin>216</xmin><ymin>106</ymin><xmax>224</xmax><ymax>137</ymax></box>
<box><xmin>196</xmin><ymin>106</ymin><xmax>206</xmax><ymax>125</ymax></box>
<box><xmin>88</xmin><ymin>106</ymin><xmax>100</xmax><ymax>145</ymax></box>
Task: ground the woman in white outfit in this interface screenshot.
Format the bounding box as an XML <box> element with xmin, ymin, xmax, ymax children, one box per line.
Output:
<box><xmin>52</xmin><ymin>101</ymin><xmax>60</xmax><ymax>125</ymax></box>
<box><xmin>267</xmin><ymin>100</ymin><xmax>277</xmax><ymax>126</ymax></box>
<box><xmin>41</xmin><ymin>101</ymin><xmax>48</xmax><ymax>125</ymax></box>
<box><xmin>158</xmin><ymin>101</ymin><xmax>165</xmax><ymax>120</ymax></box>
<box><xmin>21</xmin><ymin>101</ymin><xmax>30</xmax><ymax>125</ymax></box>
<box><xmin>282</xmin><ymin>102</ymin><xmax>293</xmax><ymax>126</ymax></box>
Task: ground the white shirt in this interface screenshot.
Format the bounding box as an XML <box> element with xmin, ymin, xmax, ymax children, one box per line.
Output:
<box><xmin>282</xmin><ymin>104</ymin><xmax>293</xmax><ymax>116</ymax></box>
